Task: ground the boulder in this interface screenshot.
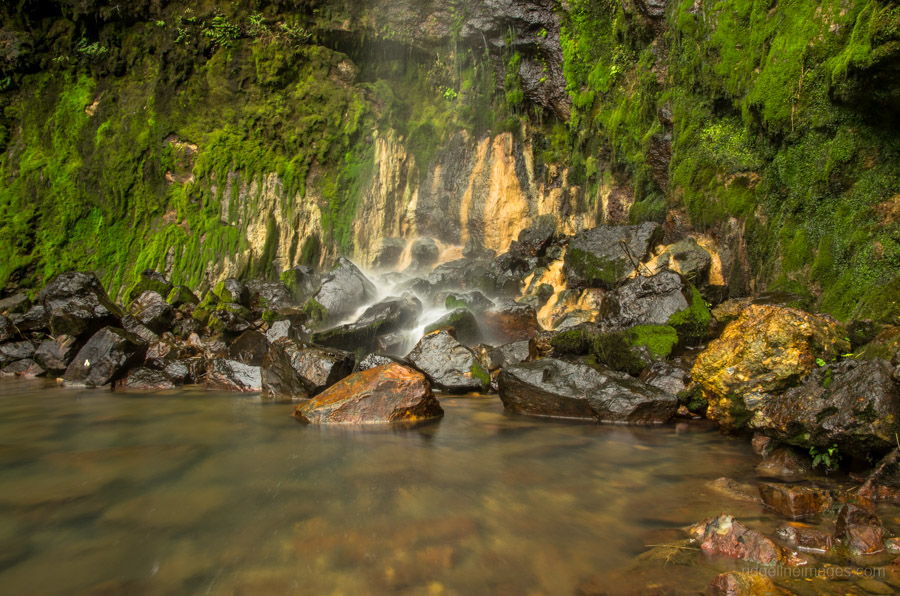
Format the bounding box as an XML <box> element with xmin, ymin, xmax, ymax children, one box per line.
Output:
<box><xmin>599</xmin><ymin>271</ymin><xmax>711</xmax><ymax>345</ymax></box>
<box><xmin>481</xmin><ymin>300</ymin><xmax>539</xmax><ymax>343</ymax></box>
<box><xmin>0</xmin><ymin>315</ymin><xmax>10</xmax><ymax>343</ymax></box>
<box><xmin>281</xmin><ymin>265</ymin><xmax>321</xmax><ymax>304</ymax></box>
<box><xmin>63</xmin><ymin>327</ymin><xmax>147</xmax><ymax>387</ymax></box>
<box><xmin>247</xmin><ymin>280</ymin><xmax>292</xmax><ymax>311</ymax></box>
<box><xmin>207</xmin><ymin>305</ymin><xmax>253</xmax><ymax>335</ymax></box>
<box><xmin>508</xmin><ymin>215</ymin><xmax>557</xmax><ymax>259</ymax></box>
<box><xmin>371</xmin><ymin>237</ymin><xmax>406</xmax><ymax>270</ymax></box>
<box><xmin>748</xmin><ymin>359</ymin><xmax>900</xmax><ymax>457</ymax></box>
<box><xmin>775</xmin><ymin>523</ymin><xmax>834</xmax><ymax>554</ymax></box>
<box><xmin>227</xmin><ymin>330</ymin><xmax>269</xmax><ymax>366</ymax></box>
<box><xmin>120</xmin><ymin>314</ymin><xmax>159</xmax><ymax>345</ymax></box>
<box><xmin>652</xmin><ymin>238</ymin><xmax>712</xmax><ymax>285</ymax></box>
<box><xmin>127</xmin><ymin>291</ymin><xmax>175</xmax><ymax>335</ymax></box>
<box><xmin>163</xmin><ymin>358</ymin><xmax>204</xmax><ymax>385</ymax></box>
<box><xmin>860</xmin><ymin>449</ymin><xmax>900</xmax><ymax>503</ymax></box>
<box><xmin>408</xmin><ymin>237</ymin><xmax>440</xmax><ymax>271</ymax></box>
<box><xmin>212</xmin><ymin>278</ymin><xmax>250</xmax><ymax>307</ymax></box>
<box><xmin>38</xmin><ymin>272</ymin><xmax>124</xmax><ymax>337</ymax></box>
<box><xmin>9</xmin><ymin>304</ymin><xmax>49</xmax><ymax>333</ymax></box>
<box><xmin>358</xmin><ymin>353</ymin><xmax>408</xmax><ymax>371</ymax></box>
<box><xmin>0</xmin><ymin>293</ymin><xmax>31</xmax><ymax>315</ymax></box>
<box><xmin>406</xmin><ymin>330</ymin><xmax>490</xmax><ymax>393</ymax></box>
<box><xmin>485</xmin><ymin>340</ymin><xmax>531</xmax><ymax>371</ymax></box>
<box><xmin>834</xmin><ymin>504</ymin><xmax>885</xmax><ymax>555</ymax></box>
<box><xmin>206</xmin><ymin>359</ymin><xmax>262</xmax><ymax>392</ymax></box>
<box><xmin>293</xmin><ymin>363</ymin><xmax>443</xmax><ymax>424</ymax></box>
<box><xmin>691</xmin><ymin>305</ymin><xmax>849</xmax><ymax>430</ymax></box>
<box><xmin>117</xmin><ymin>367</ymin><xmax>176</xmax><ymax>391</ymax></box>
<box><xmin>0</xmin><ymin>340</ymin><xmax>36</xmax><ymax>366</ymax></box>
<box><xmin>758</xmin><ymin>483</ymin><xmax>833</xmax><ymax>519</ymax></box>
<box><xmin>33</xmin><ymin>335</ymin><xmax>78</xmax><ymax>376</ymax></box>
<box><xmin>166</xmin><ymin>285</ymin><xmax>199</xmax><ymax>307</ymax></box>
<box><xmin>424</xmin><ymin>308</ymin><xmax>481</xmax><ymax>346</ymax></box>
<box><xmin>498</xmin><ymin>359</ymin><xmax>677</xmax><ymax>424</ymax></box>
<box><xmin>266</xmin><ymin>319</ymin><xmax>301</xmax><ymax>344</ymax></box>
<box><xmin>0</xmin><ymin>358</ymin><xmax>43</xmax><ymax>377</ymax></box>
<box><xmin>260</xmin><ymin>338</ymin><xmax>355</xmax><ymax>399</ymax></box>
<box><xmin>312</xmin><ymin>295</ymin><xmax>421</xmax><ymax>353</ymax></box>
<box><xmin>123</xmin><ymin>270</ymin><xmax>172</xmax><ymax>305</ymax></box>
<box><xmin>444</xmin><ymin>291</ymin><xmax>494</xmax><ymax>314</ymax></box>
<box><xmin>308</xmin><ymin>258</ymin><xmax>377</xmax><ymax>324</ymax></box>
<box><xmin>639</xmin><ymin>361</ymin><xmax>688</xmax><ymax>395</ymax></box>
<box><xmin>563</xmin><ymin>222</ymin><xmax>661</xmax><ymax>289</ymax></box>
<box><xmin>688</xmin><ymin>514</ymin><xmax>782</xmax><ymax>565</ymax></box>
<box><xmin>756</xmin><ymin>447</ymin><xmax>812</xmax><ymax>480</ymax></box>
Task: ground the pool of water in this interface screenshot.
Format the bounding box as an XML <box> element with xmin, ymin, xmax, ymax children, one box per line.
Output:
<box><xmin>0</xmin><ymin>378</ymin><xmax>892</xmax><ymax>595</ymax></box>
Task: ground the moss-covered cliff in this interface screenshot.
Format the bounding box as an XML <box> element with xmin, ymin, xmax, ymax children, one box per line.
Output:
<box><xmin>0</xmin><ymin>0</ymin><xmax>897</xmax><ymax>321</ymax></box>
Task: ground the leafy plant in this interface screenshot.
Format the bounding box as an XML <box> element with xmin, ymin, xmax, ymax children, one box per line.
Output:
<box><xmin>810</xmin><ymin>444</ymin><xmax>840</xmax><ymax>472</ymax></box>
<box><xmin>815</xmin><ymin>357</ymin><xmax>827</xmax><ymax>367</ymax></box>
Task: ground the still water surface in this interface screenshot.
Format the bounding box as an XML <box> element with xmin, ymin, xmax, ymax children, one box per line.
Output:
<box><xmin>0</xmin><ymin>378</ymin><xmax>843</xmax><ymax>595</ymax></box>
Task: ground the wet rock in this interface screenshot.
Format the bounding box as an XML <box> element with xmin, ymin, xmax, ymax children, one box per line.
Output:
<box><xmin>860</xmin><ymin>449</ymin><xmax>900</xmax><ymax>503</ymax></box>
<box><xmin>406</xmin><ymin>330</ymin><xmax>489</xmax><ymax>393</ymax></box>
<box><xmin>247</xmin><ymin>280</ymin><xmax>292</xmax><ymax>311</ymax></box>
<box><xmin>9</xmin><ymin>304</ymin><xmax>49</xmax><ymax>333</ymax></box>
<box><xmin>485</xmin><ymin>340</ymin><xmax>530</xmax><ymax>371</ymax></box>
<box><xmin>127</xmin><ymin>291</ymin><xmax>175</xmax><ymax>335</ymax></box>
<box><xmin>123</xmin><ymin>270</ymin><xmax>172</xmax><ymax>305</ymax></box>
<box><xmin>444</xmin><ymin>291</ymin><xmax>494</xmax><ymax>313</ymax></box>
<box><xmin>206</xmin><ymin>359</ymin><xmax>262</xmax><ymax>392</ymax></box>
<box><xmin>564</xmin><ymin>222</ymin><xmax>661</xmax><ymax>289</ymax></box>
<box><xmin>261</xmin><ymin>338</ymin><xmax>355</xmax><ymax>399</ymax></box>
<box><xmin>281</xmin><ymin>265</ymin><xmax>321</xmax><ymax>304</ymax></box>
<box><xmin>706</xmin><ymin>477</ymin><xmax>763</xmax><ymax>504</ymax></box>
<box><xmin>508</xmin><ymin>215</ymin><xmax>558</xmax><ymax>259</ymax></box>
<box><xmin>358</xmin><ymin>353</ymin><xmax>407</xmax><ymax>371</ymax></box>
<box><xmin>409</xmin><ymin>237</ymin><xmax>440</xmax><ymax>270</ymax></box>
<box><xmin>0</xmin><ymin>315</ymin><xmax>10</xmax><ymax>343</ymax></box>
<box><xmin>166</xmin><ymin>285</ymin><xmax>199</xmax><ymax>307</ymax></box>
<box><xmin>775</xmin><ymin>523</ymin><xmax>834</xmax><ymax>554</ymax></box>
<box><xmin>227</xmin><ymin>331</ymin><xmax>269</xmax><ymax>366</ymax></box>
<box><xmin>33</xmin><ymin>335</ymin><xmax>78</xmax><ymax>376</ymax></box>
<box><xmin>161</xmin><ymin>358</ymin><xmax>201</xmax><ymax>385</ymax></box>
<box><xmin>689</xmin><ymin>514</ymin><xmax>782</xmax><ymax>564</ymax></box>
<box><xmin>758</xmin><ymin>483</ymin><xmax>833</xmax><ymax>519</ymax></box>
<box><xmin>706</xmin><ymin>571</ymin><xmax>780</xmax><ymax>596</ymax></box>
<box><xmin>207</xmin><ymin>305</ymin><xmax>253</xmax><ymax>335</ymax></box>
<box><xmin>749</xmin><ymin>359</ymin><xmax>900</xmax><ymax>457</ymax></box>
<box><xmin>0</xmin><ymin>340</ymin><xmax>36</xmax><ymax>365</ymax></box>
<box><xmin>756</xmin><ymin>447</ymin><xmax>812</xmax><ymax>480</ymax></box>
<box><xmin>551</xmin><ymin>309</ymin><xmax>595</xmax><ymax>330</ymax></box>
<box><xmin>266</xmin><ymin>319</ymin><xmax>301</xmax><ymax>344</ymax></box>
<box><xmin>308</xmin><ymin>258</ymin><xmax>377</xmax><ymax>325</ymax></box>
<box><xmin>293</xmin><ymin>363</ymin><xmax>443</xmax><ymax>424</ymax></box>
<box><xmin>120</xmin><ymin>314</ymin><xmax>159</xmax><ymax>345</ymax></box>
<box><xmin>63</xmin><ymin>327</ymin><xmax>147</xmax><ymax>387</ymax></box>
<box><xmin>691</xmin><ymin>304</ymin><xmax>849</xmax><ymax>431</ymax></box>
<box><xmin>312</xmin><ymin>295</ymin><xmax>421</xmax><ymax>353</ymax></box>
<box><xmin>834</xmin><ymin>503</ymin><xmax>885</xmax><ymax>555</ymax></box>
<box><xmin>371</xmin><ymin>237</ymin><xmax>406</xmax><ymax>269</ymax></box>
<box><xmin>752</xmin><ymin>434</ymin><xmax>778</xmax><ymax>456</ymax></box>
<box><xmin>424</xmin><ymin>308</ymin><xmax>481</xmax><ymax>346</ymax></box>
<box><xmin>653</xmin><ymin>237</ymin><xmax>712</xmax><ymax>286</ymax></box>
<box><xmin>0</xmin><ymin>293</ymin><xmax>31</xmax><ymax>315</ymax></box>
<box><xmin>117</xmin><ymin>367</ymin><xmax>176</xmax><ymax>391</ymax></box>
<box><xmin>528</xmin><ymin>329</ymin><xmax>556</xmax><ymax>360</ymax></box>
<box><xmin>481</xmin><ymin>299</ymin><xmax>539</xmax><ymax>343</ymax></box>
<box><xmin>212</xmin><ymin>278</ymin><xmax>250</xmax><ymax>307</ymax></box>
<box><xmin>484</xmin><ymin>252</ymin><xmax>532</xmax><ymax>297</ymax></box>
<box><xmin>600</xmin><ymin>271</ymin><xmax>711</xmax><ymax>346</ymax></box>
<box><xmin>0</xmin><ymin>358</ymin><xmax>43</xmax><ymax>377</ymax></box>
<box><xmin>38</xmin><ymin>272</ymin><xmax>124</xmax><ymax>337</ymax></box>
<box><xmin>376</xmin><ymin>332</ymin><xmax>408</xmax><ymax>355</ymax></box>
<box><xmin>498</xmin><ymin>358</ymin><xmax>677</xmax><ymax>424</ymax></box>
<box><xmin>639</xmin><ymin>361</ymin><xmax>688</xmax><ymax>395</ymax></box>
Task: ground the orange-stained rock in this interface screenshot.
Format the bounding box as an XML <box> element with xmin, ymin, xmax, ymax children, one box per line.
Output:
<box><xmin>758</xmin><ymin>483</ymin><xmax>833</xmax><ymax>519</ymax></box>
<box><xmin>689</xmin><ymin>514</ymin><xmax>783</xmax><ymax>565</ymax></box>
<box><xmin>293</xmin><ymin>363</ymin><xmax>443</xmax><ymax>424</ymax></box>
<box><xmin>481</xmin><ymin>300</ymin><xmax>539</xmax><ymax>342</ymax></box>
<box><xmin>691</xmin><ymin>305</ymin><xmax>848</xmax><ymax>430</ymax></box>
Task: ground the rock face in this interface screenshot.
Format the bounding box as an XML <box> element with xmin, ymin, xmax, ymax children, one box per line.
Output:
<box><xmin>406</xmin><ymin>330</ymin><xmax>489</xmax><ymax>393</ymax></box>
<box><xmin>309</xmin><ymin>258</ymin><xmax>377</xmax><ymax>324</ymax></box>
<box><xmin>563</xmin><ymin>223</ymin><xmax>661</xmax><ymax>289</ymax></box>
<box><xmin>689</xmin><ymin>514</ymin><xmax>782</xmax><ymax>565</ymax></box>
<box><xmin>748</xmin><ymin>359</ymin><xmax>900</xmax><ymax>457</ymax></box>
<box><xmin>38</xmin><ymin>272</ymin><xmax>124</xmax><ymax>337</ymax></box>
<box><xmin>33</xmin><ymin>335</ymin><xmax>78</xmax><ymax>376</ymax></box>
<box><xmin>293</xmin><ymin>363</ymin><xmax>443</xmax><ymax>424</ymax></box>
<box><xmin>127</xmin><ymin>291</ymin><xmax>175</xmax><ymax>335</ymax></box>
<box><xmin>498</xmin><ymin>359</ymin><xmax>677</xmax><ymax>424</ymax></box>
<box><xmin>758</xmin><ymin>483</ymin><xmax>833</xmax><ymax>519</ymax></box>
<box><xmin>481</xmin><ymin>300</ymin><xmax>539</xmax><ymax>343</ymax></box>
<box><xmin>261</xmin><ymin>338</ymin><xmax>354</xmax><ymax>399</ymax></box>
<box><xmin>206</xmin><ymin>359</ymin><xmax>262</xmax><ymax>392</ymax></box>
<box><xmin>691</xmin><ymin>305</ymin><xmax>849</xmax><ymax>430</ymax></box>
<box><xmin>63</xmin><ymin>327</ymin><xmax>146</xmax><ymax>386</ymax></box>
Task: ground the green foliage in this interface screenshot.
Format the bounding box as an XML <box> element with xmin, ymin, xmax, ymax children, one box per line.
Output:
<box><xmin>470</xmin><ymin>362</ymin><xmax>491</xmax><ymax>388</ymax></box>
<box><xmin>303</xmin><ymin>297</ymin><xmax>327</xmax><ymax>327</ymax></box>
<box><xmin>667</xmin><ymin>286</ymin><xmax>712</xmax><ymax>346</ymax></box>
<box><xmin>550</xmin><ymin>327</ymin><xmax>647</xmax><ymax>376</ymax></box>
<box><xmin>810</xmin><ymin>443</ymin><xmax>841</xmax><ymax>472</ymax></box>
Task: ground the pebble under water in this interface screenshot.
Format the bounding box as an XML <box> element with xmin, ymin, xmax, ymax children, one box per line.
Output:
<box><xmin>0</xmin><ymin>379</ymin><xmax>898</xmax><ymax>595</ymax></box>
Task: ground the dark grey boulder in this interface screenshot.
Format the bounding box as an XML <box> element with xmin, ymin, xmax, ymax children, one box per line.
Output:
<box><xmin>312</xmin><ymin>295</ymin><xmax>421</xmax><ymax>353</ymax></box>
<box><xmin>563</xmin><ymin>223</ymin><xmax>661</xmax><ymax>289</ymax></box>
<box><xmin>485</xmin><ymin>340</ymin><xmax>531</xmax><ymax>371</ymax></box>
<box><xmin>0</xmin><ymin>358</ymin><xmax>43</xmax><ymax>377</ymax></box>
<box><xmin>63</xmin><ymin>327</ymin><xmax>147</xmax><ymax>387</ymax></box>
<box><xmin>424</xmin><ymin>308</ymin><xmax>481</xmax><ymax>346</ymax></box>
<box><xmin>212</xmin><ymin>278</ymin><xmax>251</xmax><ymax>307</ymax></box>
<box><xmin>10</xmin><ymin>305</ymin><xmax>49</xmax><ymax>333</ymax></box>
<box><xmin>38</xmin><ymin>272</ymin><xmax>124</xmax><ymax>337</ymax></box>
<box><xmin>639</xmin><ymin>361</ymin><xmax>689</xmax><ymax>395</ymax></box>
<box><xmin>128</xmin><ymin>291</ymin><xmax>175</xmax><ymax>335</ymax></box>
<box><xmin>247</xmin><ymin>280</ymin><xmax>292</xmax><ymax>311</ymax></box>
<box><xmin>498</xmin><ymin>358</ymin><xmax>677</xmax><ymax>424</ymax></box>
<box><xmin>406</xmin><ymin>330</ymin><xmax>489</xmax><ymax>393</ymax></box>
<box><xmin>206</xmin><ymin>359</ymin><xmax>261</xmax><ymax>392</ymax></box>
<box><xmin>117</xmin><ymin>367</ymin><xmax>176</xmax><ymax>391</ymax></box>
<box><xmin>34</xmin><ymin>335</ymin><xmax>78</xmax><ymax>376</ymax></box>
<box><xmin>166</xmin><ymin>285</ymin><xmax>199</xmax><ymax>307</ymax></box>
<box><xmin>228</xmin><ymin>330</ymin><xmax>269</xmax><ymax>366</ymax></box>
<box><xmin>121</xmin><ymin>314</ymin><xmax>160</xmax><ymax>345</ymax></box>
<box><xmin>0</xmin><ymin>340</ymin><xmax>36</xmax><ymax>366</ymax></box>
<box><xmin>310</xmin><ymin>258</ymin><xmax>378</xmax><ymax>324</ymax></box>
<box><xmin>0</xmin><ymin>293</ymin><xmax>31</xmax><ymax>315</ymax></box>
<box><xmin>261</xmin><ymin>338</ymin><xmax>355</xmax><ymax>399</ymax></box>
<box><xmin>123</xmin><ymin>270</ymin><xmax>173</xmax><ymax>305</ymax></box>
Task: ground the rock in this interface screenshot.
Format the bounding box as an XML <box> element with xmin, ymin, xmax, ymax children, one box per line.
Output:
<box><xmin>706</xmin><ymin>477</ymin><xmax>763</xmax><ymax>504</ymax></box>
<box><xmin>752</xmin><ymin>434</ymin><xmax>778</xmax><ymax>456</ymax></box>
<box><xmin>63</xmin><ymin>327</ymin><xmax>147</xmax><ymax>387</ymax></box>
<box><xmin>0</xmin><ymin>293</ymin><xmax>31</xmax><ymax>315</ymax></box>
<box><xmin>406</xmin><ymin>330</ymin><xmax>489</xmax><ymax>393</ymax></box>
<box><xmin>9</xmin><ymin>304</ymin><xmax>49</xmax><ymax>333</ymax></box>
<box><xmin>247</xmin><ymin>280</ymin><xmax>292</xmax><ymax>311</ymax></box>
<box><xmin>444</xmin><ymin>291</ymin><xmax>494</xmax><ymax>313</ymax></box>
<box><xmin>481</xmin><ymin>300</ymin><xmax>539</xmax><ymax>343</ymax></box>
<box><xmin>600</xmin><ymin>271</ymin><xmax>711</xmax><ymax>345</ymax></box>
<box><xmin>0</xmin><ymin>315</ymin><xmax>10</xmax><ymax>343</ymax></box>
<box><xmin>834</xmin><ymin>503</ymin><xmax>885</xmax><ymax>555</ymax></box>
<box><xmin>38</xmin><ymin>271</ymin><xmax>124</xmax><ymax>337</ymax></box>
<box><xmin>371</xmin><ymin>237</ymin><xmax>406</xmax><ymax>269</ymax></box>
<box><xmin>120</xmin><ymin>314</ymin><xmax>159</xmax><ymax>345</ymax></box>
<box><xmin>206</xmin><ymin>359</ymin><xmax>262</xmax><ymax>392</ymax></box>
<box><xmin>33</xmin><ymin>335</ymin><xmax>78</xmax><ymax>376</ymax></box>
<box><xmin>528</xmin><ymin>329</ymin><xmax>556</xmax><ymax>360</ymax></box>
<box><xmin>706</xmin><ymin>572</ymin><xmax>780</xmax><ymax>596</ymax></box>
<box><xmin>281</xmin><ymin>265</ymin><xmax>321</xmax><ymax>304</ymax></box>
<box><xmin>260</xmin><ymin>338</ymin><xmax>355</xmax><ymax>399</ymax></box>
<box><xmin>485</xmin><ymin>340</ymin><xmax>531</xmax><ymax>371</ymax></box>
<box><xmin>653</xmin><ymin>238</ymin><xmax>712</xmax><ymax>285</ymax></box>
<box><xmin>123</xmin><ymin>270</ymin><xmax>172</xmax><ymax>305</ymax></box>
<box><xmin>293</xmin><ymin>363</ymin><xmax>443</xmax><ymax>424</ymax></box>
<box><xmin>376</xmin><ymin>332</ymin><xmax>408</xmax><ymax>355</ymax></box>
<box><xmin>266</xmin><ymin>319</ymin><xmax>301</xmax><ymax>343</ymax></box>
<box><xmin>860</xmin><ymin>449</ymin><xmax>900</xmax><ymax>503</ymax></box>
<box><xmin>0</xmin><ymin>340</ymin><xmax>36</xmax><ymax>365</ymax></box>
<box><xmin>498</xmin><ymin>359</ymin><xmax>677</xmax><ymax>424</ymax></box>
<box><xmin>756</xmin><ymin>447</ymin><xmax>812</xmax><ymax>480</ymax></box>
<box><xmin>639</xmin><ymin>361</ymin><xmax>688</xmax><ymax>395</ymax></box>
<box><xmin>312</xmin><ymin>295</ymin><xmax>421</xmax><ymax>353</ymax></box>
<box><xmin>212</xmin><ymin>278</ymin><xmax>250</xmax><ymax>307</ymax></box>
<box><xmin>424</xmin><ymin>308</ymin><xmax>481</xmax><ymax>346</ymax></box>
<box><xmin>127</xmin><ymin>291</ymin><xmax>175</xmax><ymax>335</ymax></box>
<box><xmin>689</xmin><ymin>514</ymin><xmax>782</xmax><ymax>565</ymax></box>
<box><xmin>409</xmin><ymin>237</ymin><xmax>440</xmax><ymax>270</ymax></box>
<box><xmin>164</xmin><ymin>358</ymin><xmax>203</xmax><ymax>385</ymax></box>
<box><xmin>748</xmin><ymin>359</ymin><xmax>900</xmax><ymax>457</ymax></box>
<box><xmin>226</xmin><ymin>330</ymin><xmax>269</xmax><ymax>366</ymax></box>
<box><xmin>563</xmin><ymin>222</ymin><xmax>661</xmax><ymax>289</ymax></box>
<box><xmin>358</xmin><ymin>353</ymin><xmax>407</xmax><ymax>371</ymax></box>
<box><xmin>758</xmin><ymin>483</ymin><xmax>833</xmax><ymax>519</ymax></box>
<box><xmin>166</xmin><ymin>285</ymin><xmax>199</xmax><ymax>307</ymax></box>
<box><xmin>775</xmin><ymin>523</ymin><xmax>834</xmax><ymax>554</ymax></box>
<box><xmin>308</xmin><ymin>258</ymin><xmax>377</xmax><ymax>325</ymax></box>
<box><xmin>117</xmin><ymin>367</ymin><xmax>176</xmax><ymax>391</ymax></box>
<box><xmin>508</xmin><ymin>215</ymin><xmax>558</xmax><ymax>259</ymax></box>
<box><xmin>0</xmin><ymin>358</ymin><xmax>43</xmax><ymax>377</ymax></box>
<box><xmin>207</xmin><ymin>305</ymin><xmax>253</xmax><ymax>335</ymax></box>
<box><xmin>691</xmin><ymin>304</ymin><xmax>849</xmax><ymax>430</ymax></box>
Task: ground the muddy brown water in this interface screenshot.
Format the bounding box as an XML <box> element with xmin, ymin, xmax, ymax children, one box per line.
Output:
<box><xmin>0</xmin><ymin>379</ymin><xmax>898</xmax><ymax>595</ymax></box>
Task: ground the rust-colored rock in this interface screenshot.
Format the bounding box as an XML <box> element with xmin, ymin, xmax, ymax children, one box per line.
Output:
<box><xmin>834</xmin><ymin>503</ymin><xmax>885</xmax><ymax>555</ymax></box>
<box><xmin>481</xmin><ymin>300</ymin><xmax>539</xmax><ymax>343</ymax></box>
<box><xmin>293</xmin><ymin>363</ymin><xmax>443</xmax><ymax>424</ymax></box>
<box><xmin>691</xmin><ymin>305</ymin><xmax>848</xmax><ymax>430</ymax></box>
<box><xmin>706</xmin><ymin>571</ymin><xmax>781</xmax><ymax>596</ymax></box>
<box><xmin>775</xmin><ymin>523</ymin><xmax>833</xmax><ymax>554</ymax></box>
<box><xmin>689</xmin><ymin>514</ymin><xmax>782</xmax><ymax>564</ymax></box>
<box><xmin>758</xmin><ymin>483</ymin><xmax>833</xmax><ymax>519</ymax></box>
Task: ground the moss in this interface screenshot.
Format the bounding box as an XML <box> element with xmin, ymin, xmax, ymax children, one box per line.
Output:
<box><xmin>677</xmin><ymin>384</ymin><xmax>707</xmax><ymax>414</ymax></box>
<box><xmin>667</xmin><ymin>285</ymin><xmax>712</xmax><ymax>346</ymax></box>
<box><xmin>549</xmin><ymin>329</ymin><xmax>593</xmax><ymax>355</ymax></box>
<box><xmin>565</xmin><ymin>248</ymin><xmax>622</xmax><ymax>288</ymax></box>
<box><xmin>590</xmin><ymin>331</ymin><xmax>647</xmax><ymax>376</ymax></box>
<box><xmin>470</xmin><ymin>362</ymin><xmax>491</xmax><ymax>388</ymax></box>
<box><xmin>626</xmin><ymin>325</ymin><xmax>679</xmax><ymax>359</ymax></box>
<box><xmin>303</xmin><ymin>297</ymin><xmax>327</xmax><ymax>327</ymax></box>
<box><xmin>166</xmin><ymin>285</ymin><xmax>199</xmax><ymax>306</ymax></box>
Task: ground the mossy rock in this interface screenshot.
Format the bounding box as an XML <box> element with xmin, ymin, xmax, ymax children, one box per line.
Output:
<box><xmin>124</xmin><ymin>270</ymin><xmax>173</xmax><ymax>306</ymax></box>
<box><xmin>303</xmin><ymin>297</ymin><xmax>328</xmax><ymax>328</ymax></box>
<box><xmin>469</xmin><ymin>362</ymin><xmax>491</xmax><ymax>389</ymax></box>
<box><xmin>424</xmin><ymin>308</ymin><xmax>480</xmax><ymax>346</ymax></box>
<box><xmin>167</xmin><ymin>285</ymin><xmax>199</xmax><ymax>307</ymax></box>
<box><xmin>667</xmin><ymin>285</ymin><xmax>712</xmax><ymax>347</ymax></box>
<box><xmin>856</xmin><ymin>326</ymin><xmax>900</xmax><ymax>361</ymax></box>
<box><xmin>626</xmin><ymin>325</ymin><xmax>679</xmax><ymax>359</ymax></box>
<box><xmin>549</xmin><ymin>327</ymin><xmax>647</xmax><ymax>376</ymax></box>
<box><xmin>192</xmin><ymin>291</ymin><xmax>219</xmax><ymax>326</ymax></box>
